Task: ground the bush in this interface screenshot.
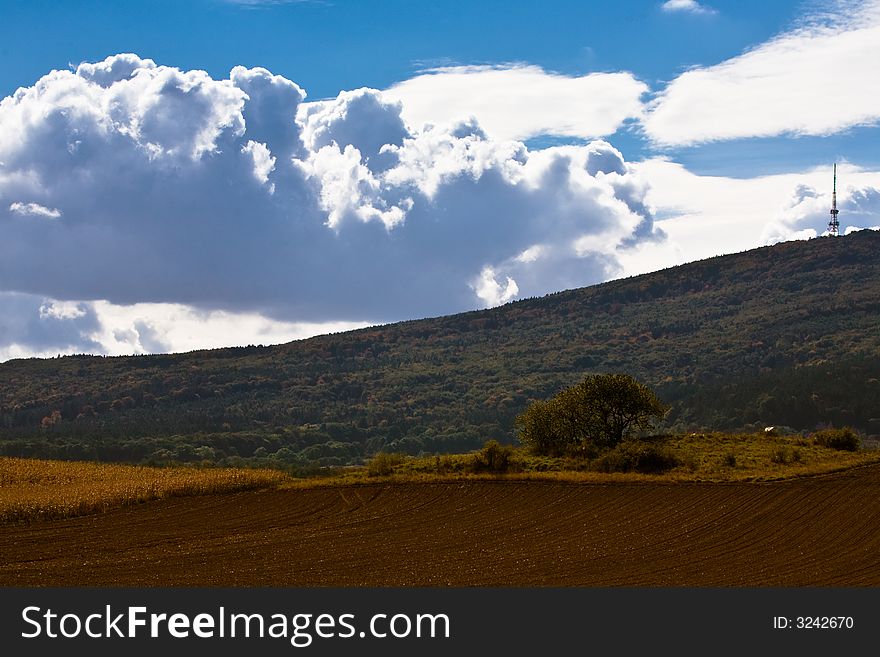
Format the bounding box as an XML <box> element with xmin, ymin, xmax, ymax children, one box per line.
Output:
<box><xmin>722</xmin><ymin>452</ymin><xmax>737</xmax><ymax>468</ymax></box>
<box><xmin>366</xmin><ymin>452</ymin><xmax>406</xmax><ymax>477</ymax></box>
<box><xmin>471</xmin><ymin>440</ymin><xmax>514</xmax><ymax>473</ymax></box>
<box><xmin>812</xmin><ymin>427</ymin><xmax>860</xmax><ymax>451</ymax></box>
<box><xmin>594</xmin><ymin>442</ymin><xmax>680</xmax><ymax>474</ymax></box>
<box><xmin>770</xmin><ymin>447</ymin><xmax>802</xmax><ymax>464</ymax></box>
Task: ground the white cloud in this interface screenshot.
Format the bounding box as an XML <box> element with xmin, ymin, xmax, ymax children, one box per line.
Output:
<box><xmin>75</xmin><ymin>52</ymin><xmax>155</xmax><ymax>87</ymax></box>
<box><xmin>472</xmin><ymin>267</ymin><xmax>519</xmax><ymax>308</ymax></box>
<box><xmin>9</xmin><ymin>201</ymin><xmax>61</xmax><ymax>218</ymax></box>
<box><xmin>0</xmin><ymin>54</ymin><xmax>665</xmax><ymax>358</ymax></box>
<box><xmin>241</xmin><ymin>140</ymin><xmax>276</xmax><ymax>188</ymax></box>
<box><xmin>661</xmin><ymin>0</ymin><xmax>717</xmax><ymax>15</ymax></box>
<box><xmin>39</xmin><ymin>299</ymin><xmax>87</xmax><ymax>320</ymax></box>
<box><xmin>0</xmin><ymin>291</ymin><xmax>366</xmax><ymax>360</ymax></box>
<box><xmin>298</xmin><ymin>142</ymin><xmax>410</xmax><ymax>230</ymax></box>
<box><xmin>516</xmin><ymin>245</ymin><xmax>547</xmax><ymax>264</ymax></box>
<box><xmin>645</xmin><ymin>0</ymin><xmax>880</xmax><ymax>145</ymax></box>
<box><xmin>384</xmin><ymin>64</ymin><xmax>647</xmax><ymax>142</ymax></box>
<box><xmin>299</xmin><ymin>88</ymin><xmax>408</xmax><ymax>165</ymax></box>
<box><xmin>85</xmin><ymin>301</ymin><xmax>367</xmax><ymax>355</ymax></box>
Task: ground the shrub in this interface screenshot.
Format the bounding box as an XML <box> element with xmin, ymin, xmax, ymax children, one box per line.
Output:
<box><xmin>722</xmin><ymin>452</ymin><xmax>737</xmax><ymax>468</ymax></box>
<box><xmin>366</xmin><ymin>452</ymin><xmax>405</xmax><ymax>477</ymax></box>
<box><xmin>471</xmin><ymin>440</ymin><xmax>514</xmax><ymax>473</ymax></box>
<box><xmin>594</xmin><ymin>442</ymin><xmax>680</xmax><ymax>474</ymax></box>
<box><xmin>812</xmin><ymin>427</ymin><xmax>860</xmax><ymax>452</ymax></box>
<box><xmin>770</xmin><ymin>447</ymin><xmax>803</xmax><ymax>465</ymax></box>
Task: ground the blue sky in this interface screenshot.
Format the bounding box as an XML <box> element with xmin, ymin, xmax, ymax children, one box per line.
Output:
<box><xmin>1</xmin><ymin>0</ymin><xmax>879</xmax><ymax>358</ymax></box>
<box><xmin>0</xmin><ymin>1</ymin><xmax>800</xmax><ymax>97</ymax></box>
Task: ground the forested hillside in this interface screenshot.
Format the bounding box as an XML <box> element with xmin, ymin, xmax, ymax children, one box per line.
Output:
<box><xmin>2</xmin><ymin>230</ymin><xmax>878</xmax><ymax>467</ymax></box>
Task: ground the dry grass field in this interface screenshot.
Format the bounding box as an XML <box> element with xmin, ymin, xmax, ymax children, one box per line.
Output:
<box><xmin>2</xmin><ymin>460</ymin><xmax>880</xmax><ymax>586</ymax></box>
<box><xmin>305</xmin><ymin>432</ymin><xmax>880</xmax><ymax>488</ymax></box>
<box><xmin>0</xmin><ymin>457</ymin><xmax>286</xmax><ymax>523</ymax></box>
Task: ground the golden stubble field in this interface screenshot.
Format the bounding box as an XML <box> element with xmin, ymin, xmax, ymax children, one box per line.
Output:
<box><xmin>0</xmin><ymin>457</ymin><xmax>285</xmax><ymax>523</ymax></box>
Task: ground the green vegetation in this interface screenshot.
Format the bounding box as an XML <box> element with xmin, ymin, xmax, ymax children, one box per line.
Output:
<box><xmin>291</xmin><ymin>432</ymin><xmax>879</xmax><ymax>486</ymax></box>
<box><xmin>1</xmin><ymin>231</ymin><xmax>879</xmax><ymax>467</ymax></box>
<box><xmin>593</xmin><ymin>442</ymin><xmax>680</xmax><ymax>474</ymax></box>
<box><xmin>812</xmin><ymin>426</ymin><xmax>860</xmax><ymax>451</ymax></box>
<box><xmin>366</xmin><ymin>452</ymin><xmax>406</xmax><ymax>477</ymax></box>
<box><xmin>516</xmin><ymin>373</ymin><xmax>667</xmax><ymax>455</ymax></box>
<box><xmin>471</xmin><ymin>440</ymin><xmax>514</xmax><ymax>473</ymax></box>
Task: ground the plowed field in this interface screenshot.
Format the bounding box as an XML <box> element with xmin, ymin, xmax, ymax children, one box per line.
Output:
<box><xmin>3</xmin><ymin>464</ymin><xmax>880</xmax><ymax>586</ymax></box>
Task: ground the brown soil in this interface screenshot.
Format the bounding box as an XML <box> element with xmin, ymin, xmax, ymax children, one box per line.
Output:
<box><xmin>3</xmin><ymin>464</ymin><xmax>880</xmax><ymax>586</ymax></box>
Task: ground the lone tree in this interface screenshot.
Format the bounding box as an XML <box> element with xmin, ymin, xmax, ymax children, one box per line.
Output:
<box><xmin>516</xmin><ymin>373</ymin><xmax>668</xmax><ymax>455</ymax></box>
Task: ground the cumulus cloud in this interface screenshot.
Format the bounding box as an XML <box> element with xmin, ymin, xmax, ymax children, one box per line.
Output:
<box><xmin>300</xmin><ymin>88</ymin><xmax>408</xmax><ymax>167</ymax></box>
<box><xmin>383</xmin><ymin>64</ymin><xmax>647</xmax><ymax>142</ymax></box>
<box><xmin>645</xmin><ymin>0</ymin><xmax>880</xmax><ymax>145</ymax></box>
<box><xmin>0</xmin><ymin>54</ymin><xmax>664</xmax><ymax>358</ymax></box>
<box><xmin>661</xmin><ymin>0</ymin><xmax>717</xmax><ymax>15</ymax></box>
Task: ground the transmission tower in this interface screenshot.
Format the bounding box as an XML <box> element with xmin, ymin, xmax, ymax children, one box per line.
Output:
<box><xmin>828</xmin><ymin>163</ymin><xmax>840</xmax><ymax>236</ymax></box>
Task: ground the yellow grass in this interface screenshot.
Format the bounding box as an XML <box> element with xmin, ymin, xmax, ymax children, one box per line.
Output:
<box><xmin>280</xmin><ymin>433</ymin><xmax>880</xmax><ymax>490</ymax></box>
<box><xmin>0</xmin><ymin>457</ymin><xmax>287</xmax><ymax>523</ymax></box>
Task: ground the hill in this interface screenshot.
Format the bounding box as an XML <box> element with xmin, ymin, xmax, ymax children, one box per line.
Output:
<box><xmin>1</xmin><ymin>230</ymin><xmax>879</xmax><ymax>467</ymax></box>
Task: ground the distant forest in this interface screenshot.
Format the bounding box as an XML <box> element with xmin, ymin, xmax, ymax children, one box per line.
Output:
<box><xmin>2</xmin><ymin>230</ymin><xmax>879</xmax><ymax>468</ymax></box>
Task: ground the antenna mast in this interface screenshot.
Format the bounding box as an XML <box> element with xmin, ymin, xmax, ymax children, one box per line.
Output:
<box><xmin>828</xmin><ymin>163</ymin><xmax>840</xmax><ymax>236</ymax></box>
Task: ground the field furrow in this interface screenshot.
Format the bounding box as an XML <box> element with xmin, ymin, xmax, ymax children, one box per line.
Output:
<box><xmin>2</xmin><ymin>465</ymin><xmax>880</xmax><ymax>586</ymax></box>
